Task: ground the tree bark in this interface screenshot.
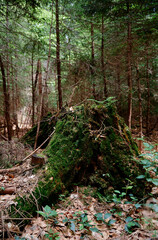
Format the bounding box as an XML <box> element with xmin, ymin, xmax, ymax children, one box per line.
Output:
<box><xmin>31</xmin><ymin>50</ymin><xmax>35</xmax><ymax>127</ymax></box>
<box><xmin>56</xmin><ymin>0</ymin><xmax>62</xmax><ymax>109</ymax></box>
<box><xmin>146</xmin><ymin>47</ymin><xmax>150</xmax><ymax>136</ymax></box>
<box><xmin>127</xmin><ymin>0</ymin><xmax>132</xmax><ymax>130</ymax></box>
<box><xmin>91</xmin><ymin>21</ymin><xmax>96</xmax><ymax>99</ymax></box>
<box><xmin>0</xmin><ymin>55</ymin><xmax>12</xmax><ymax>140</ymax></box>
<box><xmin>43</xmin><ymin>0</ymin><xmax>54</xmax><ymax>113</ymax></box>
<box><xmin>101</xmin><ymin>15</ymin><xmax>107</xmax><ymax>99</ymax></box>
<box><xmin>136</xmin><ymin>63</ymin><xmax>143</xmax><ymax>151</ymax></box>
<box><xmin>34</xmin><ymin>60</ymin><xmax>43</xmax><ymax>149</ymax></box>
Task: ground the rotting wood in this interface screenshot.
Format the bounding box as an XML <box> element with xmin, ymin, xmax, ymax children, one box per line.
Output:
<box><xmin>31</xmin><ymin>154</ymin><xmax>45</xmax><ymax>166</ymax></box>
<box><xmin>0</xmin><ymin>187</ymin><xmax>16</xmax><ymax>195</ymax></box>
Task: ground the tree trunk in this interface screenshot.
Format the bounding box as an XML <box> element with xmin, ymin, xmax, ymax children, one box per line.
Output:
<box><xmin>136</xmin><ymin>63</ymin><xmax>143</xmax><ymax>152</ymax></box>
<box><xmin>11</xmin><ymin>57</ymin><xmax>19</xmax><ymax>137</ymax></box>
<box><xmin>34</xmin><ymin>60</ymin><xmax>43</xmax><ymax>150</ymax></box>
<box><xmin>44</xmin><ymin>0</ymin><xmax>54</xmax><ymax>113</ymax></box>
<box><xmin>91</xmin><ymin>21</ymin><xmax>96</xmax><ymax>99</ymax></box>
<box><xmin>56</xmin><ymin>0</ymin><xmax>62</xmax><ymax>109</ymax></box>
<box><xmin>146</xmin><ymin>47</ymin><xmax>150</xmax><ymax>136</ymax></box>
<box><xmin>31</xmin><ymin>50</ymin><xmax>35</xmax><ymax>127</ymax></box>
<box><xmin>101</xmin><ymin>15</ymin><xmax>107</xmax><ymax>99</ymax></box>
<box><xmin>127</xmin><ymin>0</ymin><xmax>132</xmax><ymax>130</ymax></box>
<box><xmin>0</xmin><ymin>55</ymin><xmax>12</xmax><ymax>140</ymax></box>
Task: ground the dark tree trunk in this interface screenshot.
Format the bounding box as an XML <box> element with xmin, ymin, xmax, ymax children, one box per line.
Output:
<box><xmin>146</xmin><ymin>47</ymin><xmax>150</xmax><ymax>136</ymax></box>
<box><xmin>101</xmin><ymin>15</ymin><xmax>107</xmax><ymax>99</ymax></box>
<box><xmin>136</xmin><ymin>63</ymin><xmax>143</xmax><ymax>151</ymax></box>
<box><xmin>31</xmin><ymin>50</ymin><xmax>35</xmax><ymax>127</ymax></box>
<box><xmin>127</xmin><ymin>0</ymin><xmax>132</xmax><ymax>130</ymax></box>
<box><xmin>44</xmin><ymin>0</ymin><xmax>54</xmax><ymax>113</ymax></box>
<box><xmin>91</xmin><ymin>21</ymin><xmax>96</xmax><ymax>99</ymax></box>
<box><xmin>0</xmin><ymin>55</ymin><xmax>12</xmax><ymax>140</ymax></box>
<box><xmin>56</xmin><ymin>0</ymin><xmax>62</xmax><ymax>109</ymax></box>
<box><xmin>34</xmin><ymin>59</ymin><xmax>43</xmax><ymax>149</ymax></box>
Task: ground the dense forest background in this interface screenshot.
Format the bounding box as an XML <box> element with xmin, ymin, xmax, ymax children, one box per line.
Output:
<box><xmin>0</xmin><ymin>0</ymin><xmax>157</xmax><ymax>141</ymax></box>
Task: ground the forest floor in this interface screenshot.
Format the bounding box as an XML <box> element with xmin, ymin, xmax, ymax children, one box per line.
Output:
<box><xmin>0</xmin><ymin>130</ymin><xmax>158</xmax><ymax>240</ymax></box>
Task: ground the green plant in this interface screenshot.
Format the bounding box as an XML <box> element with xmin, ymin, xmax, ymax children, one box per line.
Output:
<box><xmin>45</xmin><ymin>229</ymin><xmax>60</xmax><ymax>240</ymax></box>
<box><xmin>112</xmin><ymin>190</ymin><xmax>126</xmax><ymax>204</ymax></box>
<box><xmin>94</xmin><ymin>212</ymin><xmax>116</xmax><ymax>227</ymax></box>
<box><xmin>37</xmin><ymin>205</ymin><xmax>57</xmax><ymax>220</ymax></box>
<box><xmin>37</xmin><ymin>206</ymin><xmax>59</xmax><ymax>239</ymax></box>
<box><xmin>137</xmin><ymin>142</ymin><xmax>158</xmax><ymax>186</ymax></box>
<box><xmin>125</xmin><ymin>216</ymin><xmax>140</xmax><ymax>234</ymax></box>
<box><xmin>14</xmin><ymin>236</ymin><xmax>26</xmax><ymax>240</ymax></box>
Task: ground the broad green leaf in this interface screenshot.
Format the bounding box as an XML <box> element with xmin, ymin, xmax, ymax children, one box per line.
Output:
<box><xmin>114</xmin><ymin>190</ymin><xmax>120</xmax><ymax>194</ymax></box>
<box><xmin>95</xmin><ymin>213</ymin><xmax>103</xmax><ymax>221</ymax></box>
<box><xmin>135</xmin><ymin>203</ymin><xmax>141</xmax><ymax>209</ymax></box>
<box><xmin>125</xmin><ymin>216</ymin><xmax>133</xmax><ymax>223</ymax></box>
<box><xmin>107</xmin><ymin>219</ymin><xmax>116</xmax><ymax>225</ymax></box>
<box><xmin>104</xmin><ymin>213</ymin><xmax>112</xmax><ymax>219</ymax></box>
<box><xmin>37</xmin><ymin>211</ymin><xmax>47</xmax><ymax>218</ymax></box>
<box><xmin>147</xmin><ymin>178</ymin><xmax>158</xmax><ymax>186</ymax></box>
<box><xmin>90</xmin><ymin>227</ymin><xmax>103</xmax><ymax>236</ymax></box>
<box><xmin>44</xmin><ymin>205</ymin><xmax>52</xmax><ymax>213</ymax></box>
<box><xmin>136</xmin><ymin>175</ymin><xmax>145</xmax><ymax>179</ymax></box>
<box><xmin>70</xmin><ymin>222</ymin><xmax>75</xmax><ymax>232</ymax></box>
<box><xmin>63</xmin><ymin>217</ymin><xmax>68</xmax><ymax>223</ymax></box>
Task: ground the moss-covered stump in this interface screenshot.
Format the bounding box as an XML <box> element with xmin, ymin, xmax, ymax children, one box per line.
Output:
<box><xmin>14</xmin><ymin>101</ymin><xmax>151</xmax><ymax>217</ymax></box>
<box><xmin>44</xmin><ymin>102</ymin><xmax>150</xmax><ymax>200</ymax></box>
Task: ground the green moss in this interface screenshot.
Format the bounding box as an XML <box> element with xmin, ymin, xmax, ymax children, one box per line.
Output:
<box><xmin>12</xmin><ymin>100</ymin><xmax>151</xmax><ymax>217</ymax></box>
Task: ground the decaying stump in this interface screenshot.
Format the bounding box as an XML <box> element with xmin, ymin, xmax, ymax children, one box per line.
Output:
<box><xmin>14</xmin><ymin>101</ymin><xmax>151</xmax><ymax>217</ymax></box>
<box><xmin>31</xmin><ymin>154</ymin><xmax>45</xmax><ymax>166</ymax></box>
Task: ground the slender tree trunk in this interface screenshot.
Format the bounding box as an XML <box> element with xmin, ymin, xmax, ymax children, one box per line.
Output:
<box><xmin>6</xmin><ymin>3</ymin><xmax>10</xmax><ymax>90</ymax></box>
<box><xmin>115</xmin><ymin>61</ymin><xmax>121</xmax><ymax>111</ymax></box>
<box><xmin>38</xmin><ymin>60</ymin><xmax>42</xmax><ymax>95</ymax></box>
<box><xmin>31</xmin><ymin>50</ymin><xmax>35</xmax><ymax>127</ymax></box>
<box><xmin>127</xmin><ymin>0</ymin><xmax>132</xmax><ymax>130</ymax></box>
<box><xmin>35</xmin><ymin>59</ymin><xmax>40</xmax><ymax>91</ymax></box>
<box><xmin>101</xmin><ymin>15</ymin><xmax>107</xmax><ymax>99</ymax></box>
<box><xmin>34</xmin><ymin>60</ymin><xmax>43</xmax><ymax>149</ymax></box>
<box><xmin>56</xmin><ymin>0</ymin><xmax>62</xmax><ymax>109</ymax></box>
<box><xmin>117</xmin><ymin>62</ymin><xmax>121</xmax><ymax>100</ymax></box>
<box><xmin>44</xmin><ymin>0</ymin><xmax>54</xmax><ymax>112</ymax></box>
<box><xmin>11</xmin><ymin>57</ymin><xmax>18</xmax><ymax>137</ymax></box>
<box><xmin>15</xmin><ymin>69</ymin><xmax>19</xmax><ymax>137</ymax></box>
<box><xmin>0</xmin><ymin>55</ymin><xmax>12</xmax><ymax>140</ymax></box>
<box><xmin>146</xmin><ymin>47</ymin><xmax>150</xmax><ymax>136</ymax></box>
<box><xmin>91</xmin><ymin>21</ymin><xmax>96</xmax><ymax>99</ymax></box>
<box><xmin>136</xmin><ymin>64</ymin><xmax>143</xmax><ymax>152</ymax></box>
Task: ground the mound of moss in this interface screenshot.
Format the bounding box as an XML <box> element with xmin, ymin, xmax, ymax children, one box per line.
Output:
<box><xmin>44</xmin><ymin>101</ymin><xmax>149</xmax><ymax>199</ymax></box>
<box><xmin>14</xmin><ymin>100</ymin><xmax>151</xmax><ymax>217</ymax></box>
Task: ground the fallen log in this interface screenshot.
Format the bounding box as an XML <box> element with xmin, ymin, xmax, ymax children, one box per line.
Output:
<box><xmin>0</xmin><ymin>167</ymin><xmax>21</xmax><ymax>174</ymax></box>
<box><xmin>0</xmin><ymin>187</ymin><xmax>16</xmax><ymax>195</ymax></box>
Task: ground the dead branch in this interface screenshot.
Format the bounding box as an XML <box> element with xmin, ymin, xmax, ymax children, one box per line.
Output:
<box><xmin>0</xmin><ymin>167</ymin><xmax>20</xmax><ymax>174</ymax></box>
<box><xmin>22</xmin><ymin>129</ymin><xmax>55</xmax><ymax>163</ymax></box>
<box><xmin>0</xmin><ymin>134</ymin><xmax>8</xmax><ymax>141</ymax></box>
<box><xmin>0</xmin><ymin>187</ymin><xmax>16</xmax><ymax>195</ymax></box>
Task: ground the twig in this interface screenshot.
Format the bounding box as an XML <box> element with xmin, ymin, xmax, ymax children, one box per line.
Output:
<box><xmin>0</xmin><ymin>134</ymin><xmax>8</xmax><ymax>141</ymax></box>
<box><xmin>1</xmin><ymin>211</ymin><xmax>5</xmax><ymax>240</ymax></box>
<box><xmin>3</xmin><ymin>217</ymin><xmax>33</xmax><ymax>220</ymax></box>
<box><xmin>22</xmin><ymin>129</ymin><xmax>55</xmax><ymax>162</ymax></box>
